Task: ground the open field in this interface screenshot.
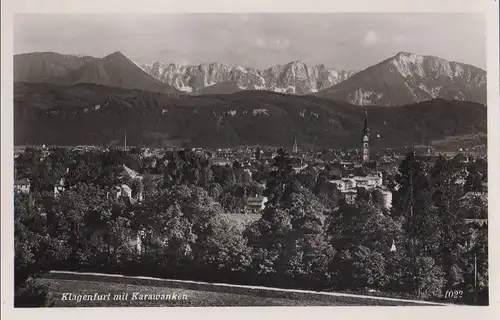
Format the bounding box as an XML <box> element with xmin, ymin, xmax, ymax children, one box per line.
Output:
<box><xmin>415</xmin><ymin>133</ymin><xmax>487</xmax><ymax>154</ymax></box>
<box><xmin>40</xmin><ymin>278</ymin><xmax>359</xmax><ymax>307</ymax></box>
<box><xmin>38</xmin><ymin>271</ymin><xmax>445</xmax><ymax>307</ymax></box>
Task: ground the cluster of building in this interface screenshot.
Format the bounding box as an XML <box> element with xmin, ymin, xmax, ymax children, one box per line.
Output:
<box><xmin>13</xmin><ymin>111</ymin><xmax>489</xmax><ymax>257</ymax></box>
<box><xmin>14</xmin><ymin>111</ymin><xmax>487</xmax><ymax>218</ymax></box>
<box><xmin>14</xmin><ymin>163</ymin><xmax>145</xmax><ymax>204</ymax></box>
<box><xmin>325</xmin><ymin>112</ymin><xmax>392</xmax><ymax>209</ymax></box>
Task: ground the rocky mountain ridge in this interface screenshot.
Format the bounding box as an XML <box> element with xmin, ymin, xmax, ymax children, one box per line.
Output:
<box><xmin>140</xmin><ymin>60</ymin><xmax>357</xmax><ymax>94</ymax></box>
<box><xmin>14</xmin><ymin>51</ymin><xmax>487</xmax><ymax>106</ymax></box>
<box><xmin>316</xmin><ymin>51</ymin><xmax>487</xmax><ymax>106</ymax></box>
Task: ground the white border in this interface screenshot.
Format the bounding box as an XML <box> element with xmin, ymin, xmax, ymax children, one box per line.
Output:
<box><xmin>2</xmin><ymin>1</ymin><xmax>499</xmax><ymax>319</ymax></box>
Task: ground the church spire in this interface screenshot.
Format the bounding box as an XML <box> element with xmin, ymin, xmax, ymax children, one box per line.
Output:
<box><xmin>363</xmin><ymin>110</ymin><xmax>369</xmax><ymax>136</ymax></box>
<box><xmin>293</xmin><ymin>136</ymin><xmax>298</xmax><ymax>154</ymax></box>
<box><xmin>362</xmin><ymin>110</ymin><xmax>370</xmax><ymax>163</ymax></box>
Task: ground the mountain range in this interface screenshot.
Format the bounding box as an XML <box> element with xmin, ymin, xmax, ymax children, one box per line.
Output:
<box><xmin>14</xmin><ymin>52</ymin><xmax>96</xmax><ymax>82</ymax></box>
<box><xmin>140</xmin><ymin>53</ymin><xmax>486</xmax><ymax>106</ymax></box>
<box><xmin>139</xmin><ymin>60</ymin><xmax>357</xmax><ymax>95</ymax></box>
<box><xmin>14</xmin><ymin>50</ymin><xmax>487</xmax><ymax>106</ymax></box>
<box><xmin>14</xmin><ymin>82</ymin><xmax>486</xmax><ymax>149</ymax></box>
<box><xmin>15</xmin><ymin>51</ymin><xmax>180</xmax><ymax>94</ymax></box>
<box><xmin>315</xmin><ymin>51</ymin><xmax>487</xmax><ymax>106</ymax></box>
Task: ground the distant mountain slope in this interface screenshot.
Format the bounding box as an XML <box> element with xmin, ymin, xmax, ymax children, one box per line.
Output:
<box><xmin>50</xmin><ymin>52</ymin><xmax>180</xmax><ymax>94</ymax></box>
<box><xmin>316</xmin><ymin>52</ymin><xmax>487</xmax><ymax>106</ymax></box>
<box><xmin>141</xmin><ymin>60</ymin><xmax>357</xmax><ymax>94</ymax></box>
<box><xmin>14</xmin><ymin>52</ymin><xmax>96</xmax><ymax>82</ymax></box>
<box><xmin>14</xmin><ymin>83</ymin><xmax>486</xmax><ymax>149</ymax></box>
<box><xmin>16</xmin><ymin>51</ymin><xmax>486</xmax><ymax>106</ymax></box>
<box><xmin>198</xmin><ymin>81</ymin><xmax>243</xmax><ymax>95</ymax></box>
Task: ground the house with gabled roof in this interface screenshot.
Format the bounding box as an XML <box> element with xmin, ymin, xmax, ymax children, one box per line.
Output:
<box><xmin>14</xmin><ymin>178</ymin><xmax>31</xmax><ymax>194</ymax></box>
<box><xmin>245</xmin><ymin>194</ymin><xmax>268</xmax><ymax>212</ymax></box>
<box><xmin>116</xmin><ymin>165</ymin><xmax>144</xmax><ymax>202</ymax></box>
<box><xmin>118</xmin><ymin>165</ymin><xmax>143</xmax><ymax>180</ymax></box>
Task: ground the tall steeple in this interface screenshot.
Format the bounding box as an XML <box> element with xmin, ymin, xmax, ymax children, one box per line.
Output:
<box><xmin>293</xmin><ymin>136</ymin><xmax>299</xmax><ymax>154</ymax></box>
<box><xmin>363</xmin><ymin>110</ymin><xmax>369</xmax><ymax>136</ymax></box>
<box><xmin>362</xmin><ymin>110</ymin><xmax>370</xmax><ymax>163</ymax></box>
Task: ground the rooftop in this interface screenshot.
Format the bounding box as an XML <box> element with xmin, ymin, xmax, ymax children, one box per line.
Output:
<box><xmin>15</xmin><ymin>178</ymin><xmax>30</xmax><ymax>185</ymax></box>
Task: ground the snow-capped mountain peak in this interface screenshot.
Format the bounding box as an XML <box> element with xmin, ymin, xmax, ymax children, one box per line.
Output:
<box><xmin>317</xmin><ymin>51</ymin><xmax>486</xmax><ymax>106</ymax></box>
<box><xmin>140</xmin><ymin>60</ymin><xmax>357</xmax><ymax>94</ymax></box>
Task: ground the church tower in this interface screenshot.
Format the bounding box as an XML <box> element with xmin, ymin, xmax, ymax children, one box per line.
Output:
<box><xmin>362</xmin><ymin>110</ymin><xmax>370</xmax><ymax>162</ymax></box>
<box><xmin>293</xmin><ymin>136</ymin><xmax>299</xmax><ymax>154</ymax></box>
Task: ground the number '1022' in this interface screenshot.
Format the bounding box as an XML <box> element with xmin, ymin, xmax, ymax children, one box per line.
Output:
<box><xmin>444</xmin><ymin>290</ymin><xmax>464</xmax><ymax>299</ymax></box>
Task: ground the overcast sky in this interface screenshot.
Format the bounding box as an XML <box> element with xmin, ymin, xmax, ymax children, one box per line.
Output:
<box><xmin>14</xmin><ymin>13</ymin><xmax>486</xmax><ymax>70</ymax></box>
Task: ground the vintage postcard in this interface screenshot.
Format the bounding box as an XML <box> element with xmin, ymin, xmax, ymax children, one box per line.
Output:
<box><xmin>1</xmin><ymin>0</ymin><xmax>499</xmax><ymax>319</ymax></box>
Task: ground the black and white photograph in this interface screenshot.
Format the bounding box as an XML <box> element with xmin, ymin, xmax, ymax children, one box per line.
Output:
<box><xmin>2</xmin><ymin>0</ymin><xmax>499</xmax><ymax>314</ymax></box>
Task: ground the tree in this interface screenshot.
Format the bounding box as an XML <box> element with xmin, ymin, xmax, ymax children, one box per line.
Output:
<box><xmin>472</xmin><ymin>225</ymin><xmax>488</xmax><ymax>296</ymax></box>
<box><xmin>132</xmin><ymin>193</ymin><xmax>197</xmax><ymax>277</ymax></box>
<box><xmin>15</xmin><ymin>148</ymin><xmax>42</xmax><ymax>180</ymax></box>
<box><xmin>356</xmin><ymin>187</ymin><xmax>371</xmax><ymax>202</ymax></box>
<box><xmin>244</xmin><ymin>205</ymin><xmax>292</xmax><ymax>280</ymax></box>
<box><xmin>326</xmin><ymin>200</ymin><xmax>402</xmax><ymax>291</ymax></box>
<box><xmin>263</xmin><ymin>148</ymin><xmax>295</xmax><ymax>206</ymax></box>
<box><xmin>14</xmin><ymin>193</ymin><xmax>65</xmax><ymax>306</ymax></box>
<box><xmin>414</xmin><ymin>255</ymin><xmax>446</xmax><ymax>299</ymax></box>
<box><xmin>391</xmin><ymin>152</ymin><xmax>473</xmax><ymax>297</ymax></box>
<box><xmin>194</xmin><ymin>216</ymin><xmax>252</xmax><ymax>282</ymax></box>
<box><xmin>464</xmin><ymin>173</ymin><xmax>483</xmax><ymax>193</ymax></box>
<box><xmin>161</xmin><ymin>149</ymin><xmax>216</xmax><ymax>189</ymax></box>
<box><xmin>133</xmin><ymin>185</ymin><xmax>230</xmax><ymax>277</ymax></box>
<box><xmin>129</xmin><ymin>178</ymin><xmax>143</xmax><ymax>200</ymax></box>
<box><xmin>245</xmin><ymin>181</ymin><xmax>332</xmax><ymax>289</ymax></box>
<box><xmin>459</xmin><ymin>194</ymin><xmax>487</xmax><ymax>219</ymax></box>
<box><xmin>207</xmin><ymin>182</ymin><xmax>223</xmax><ymax>200</ymax></box>
<box><xmin>278</xmin><ymin>191</ymin><xmax>332</xmax><ymax>288</ymax></box>
<box><xmin>296</xmin><ymin>166</ymin><xmax>318</xmax><ymax>190</ymax></box>
<box><xmin>327</xmin><ymin>201</ymin><xmax>400</xmax><ymax>253</ymax></box>
<box><xmin>393</xmin><ymin>152</ymin><xmax>432</xmax><ymax>218</ymax></box>
<box><xmin>353</xmin><ymin>166</ymin><xmax>369</xmax><ymax>177</ymax></box>
<box><xmin>468</xmin><ymin>158</ymin><xmax>487</xmax><ymax>177</ymax></box>
<box><xmin>313</xmin><ymin>173</ymin><xmax>340</xmax><ymax>210</ymax></box>
<box><xmin>48</xmin><ymin>183</ymin><xmax>123</xmax><ymax>268</ymax></box>
<box><xmin>212</xmin><ymin>165</ymin><xmax>236</xmax><ymax>189</ymax></box>
<box><xmin>65</xmin><ymin>152</ymin><xmax>122</xmax><ymax>188</ymax></box>
<box><xmin>14</xmin><ymin>278</ymin><xmax>54</xmax><ymax>307</ymax></box>
<box><xmin>392</xmin><ymin>152</ymin><xmax>441</xmax><ymax>295</ymax></box>
<box><xmin>163</xmin><ymin>153</ymin><xmax>185</xmax><ymax>187</ymax></box>
<box><xmin>351</xmin><ymin>246</ymin><xmax>388</xmax><ymax>289</ymax></box>
<box><xmin>15</xmin><ymin>148</ymin><xmax>57</xmax><ymax>192</ymax></box>
<box><xmin>430</xmin><ymin>156</ymin><xmax>465</xmax><ymax>289</ymax></box>
<box><xmin>371</xmin><ymin>189</ymin><xmax>384</xmax><ymax>205</ymax></box>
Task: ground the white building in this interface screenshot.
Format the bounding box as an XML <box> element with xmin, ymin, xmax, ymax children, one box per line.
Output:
<box><xmin>14</xmin><ymin>178</ymin><xmax>31</xmax><ymax>194</ymax></box>
<box><xmin>379</xmin><ymin>189</ymin><xmax>393</xmax><ymax>209</ymax></box>
<box><xmin>342</xmin><ymin>178</ymin><xmax>357</xmax><ymax>189</ymax></box>
<box><xmin>53</xmin><ymin>178</ymin><xmax>65</xmax><ymax>198</ymax></box>
<box><xmin>246</xmin><ymin>195</ymin><xmax>268</xmax><ymax>211</ymax></box>
<box><xmin>341</xmin><ymin>189</ymin><xmax>358</xmax><ymax>204</ymax></box>
<box><xmin>353</xmin><ymin>173</ymin><xmax>383</xmax><ymax>190</ymax></box>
